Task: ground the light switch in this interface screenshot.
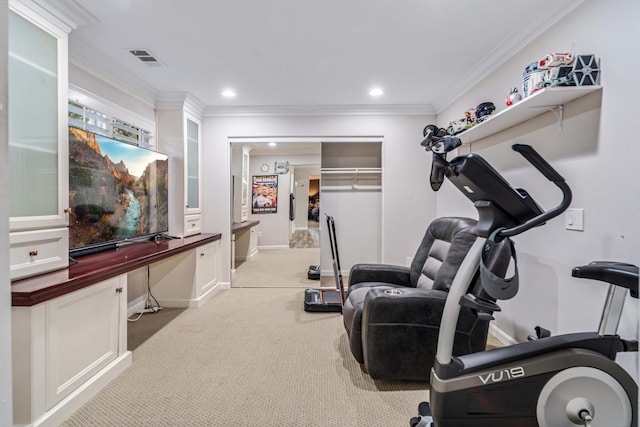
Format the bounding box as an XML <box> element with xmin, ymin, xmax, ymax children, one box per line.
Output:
<box><xmin>565</xmin><ymin>208</ymin><xmax>584</xmax><ymax>231</ymax></box>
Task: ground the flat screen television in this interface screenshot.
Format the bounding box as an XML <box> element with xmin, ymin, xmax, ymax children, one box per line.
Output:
<box><xmin>68</xmin><ymin>127</ymin><xmax>169</xmax><ymax>256</ymax></box>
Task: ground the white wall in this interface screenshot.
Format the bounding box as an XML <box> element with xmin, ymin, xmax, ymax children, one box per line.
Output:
<box><xmin>201</xmin><ymin>114</ymin><xmax>435</xmax><ymax>286</ymax></box>
<box><xmin>0</xmin><ymin>2</ymin><xmax>13</xmax><ymax>423</ymax></box>
<box><xmin>69</xmin><ymin>62</ymin><xmax>156</xmax><ymax>128</ymax></box>
<box><xmin>247</xmin><ymin>154</ymin><xmax>292</xmax><ymax>248</ymax></box>
<box><xmin>436</xmin><ymin>0</ymin><xmax>639</xmax><ymax>377</ymax></box>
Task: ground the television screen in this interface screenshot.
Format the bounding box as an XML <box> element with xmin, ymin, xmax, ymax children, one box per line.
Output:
<box><xmin>68</xmin><ymin>127</ymin><xmax>169</xmax><ymax>254</ymax></box>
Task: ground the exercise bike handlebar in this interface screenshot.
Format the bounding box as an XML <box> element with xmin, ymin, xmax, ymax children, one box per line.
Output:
<box><xmin>420</xmin><ymin>134</ymin><xmax>462</xmax><ymax>154</ymax></box>
<box><xmin>498</xmin><ymin>144</ymin><xmax>572</xmax><ymax>238</ymax></box>
<box><xmin>512</xmin><ymin>144</ymin><xmax>565</xmax><ymax>182</ymax></box>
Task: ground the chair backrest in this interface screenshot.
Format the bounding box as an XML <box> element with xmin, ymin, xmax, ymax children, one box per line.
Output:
<box><xmin>409</xmin><ymin>217</ymin><xmax>479</xmax><ymax>291</ymax></box>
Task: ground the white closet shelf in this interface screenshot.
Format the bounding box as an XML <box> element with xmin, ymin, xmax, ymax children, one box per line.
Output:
<box><xmin>321</xmin><ymin>168</ymin><xmax>382</xmax><ymax>191</ymax></box>
<box><xmin>321</xmin><ymin>167</ymin><xmax>381</xmax><ymax>174</ymax></box>
<box><xmin>321</xmin><ymin>184</ymin><xmax>382</xmax><ymax>191</ymax></box>
<box><xmin>459</xmin><ymin>85</ymin><xmax>602</xmax><ymax>144</ymax></box>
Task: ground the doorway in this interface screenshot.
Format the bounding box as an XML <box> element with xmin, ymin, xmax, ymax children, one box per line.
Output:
<box><xmin>229</xmin><ymin>139</ymin><xmax>321</xmax><ymax>288</ymax></box>
<box><xmin>290</xmin><ymin>172</ymin><xmax>320</xmax><ymax>249</ymax></box>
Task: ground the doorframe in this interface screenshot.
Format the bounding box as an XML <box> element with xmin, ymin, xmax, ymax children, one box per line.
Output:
<box><xmin>228</xmin><ymin>135</ymin><xmax>384</xmax><ymax>286</ymax></box>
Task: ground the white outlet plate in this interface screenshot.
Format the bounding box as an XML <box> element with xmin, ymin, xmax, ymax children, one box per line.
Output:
<box><xmin>565</xmin><ymin>208</ymin><xmax>584</xmax><ymax>231</ymax></box>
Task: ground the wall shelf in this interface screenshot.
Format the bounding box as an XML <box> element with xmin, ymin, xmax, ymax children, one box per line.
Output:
<box><xmin>321</xmin><ymin>168</ymin><xmax>382</xmax><ymax>191</ymax></box>
<box><xmin>459</xmin><ymin>85</ymin><xmax>602</xmax><ymax>144</ymax></box>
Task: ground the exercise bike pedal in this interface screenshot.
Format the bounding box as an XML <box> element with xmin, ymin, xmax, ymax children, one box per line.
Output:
<box><xmin>409</xmin><ymin>402</ymin><xmax>433</xmax><ymax>427</ymax></box>
<box><xmin>621</xmin><ymin>339</ymin><xmax>638</xmax><ymax>352</ymax></box>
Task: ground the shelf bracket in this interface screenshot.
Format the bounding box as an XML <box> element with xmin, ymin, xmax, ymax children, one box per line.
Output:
<box><xmin>551</xmin><ymin>105</ymin><xmax>564</xmax><ymax>131</ymax></box>
<box><xmin>532</xmin><ymin>104</ymin><xmax>564</xmax><ymax>131</ymax></box>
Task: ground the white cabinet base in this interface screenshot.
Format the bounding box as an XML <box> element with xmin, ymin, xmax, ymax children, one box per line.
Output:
<box><xmin>149</xmin><ymin>240</ymin><xmax>221</xmax><ymax>308</ymax></box>
<box><xmin>17</xmin><ymin>353</ymin><xmax>132</xmax><ymax>427</ymax></box>
<box><xmin>12</xmin><ymin>275</ymin><xmax>130</xmax><ymax>427</ymax></box>
<box><xmin>234</xmin><ymin>226</ymin><xmax>258</xmax><ymax>262</ymax></box>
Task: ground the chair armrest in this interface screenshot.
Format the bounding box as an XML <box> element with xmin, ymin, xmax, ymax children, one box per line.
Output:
<box><xmin>360</xmin><ymin>287</ymin><xmax>450</xmax><ymax>380</ymax></box>
<box><xmin>349</xmin><ymin>264</ymin><xmax>411</xmax><ymax>287</ymax></box>
<box><xmin>362</xmin><ymin>287</ymin><xmax>448</xmax><ymax>326</ymax></box>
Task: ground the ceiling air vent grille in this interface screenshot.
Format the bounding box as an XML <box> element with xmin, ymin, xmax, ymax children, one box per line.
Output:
<box><xmin>129</xmin><ymin>49</ymin><xmax>163</xmax><ymax>67</ymax></box>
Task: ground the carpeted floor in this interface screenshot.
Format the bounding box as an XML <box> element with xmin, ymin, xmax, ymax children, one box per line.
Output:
<box><xmin>62</xmin><ymin>288</ymin><xmax>429</xmax><ymax>426</ymax></box>
<box><xmin>233</xmin><ymin>247</ymin><xmax>324</xmax><ymax>288</ymax></box>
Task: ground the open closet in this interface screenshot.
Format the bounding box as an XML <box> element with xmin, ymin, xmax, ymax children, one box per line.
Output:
<box><xmin>320</xmin><ymin>140</ymin><xmax>382</xmax><ymax>275</ymax></box>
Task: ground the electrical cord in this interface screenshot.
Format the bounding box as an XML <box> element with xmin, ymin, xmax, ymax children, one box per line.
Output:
<box><xmin>146</xmin><ymin>264</ymin><xmax>162</xmax><ymax>310</ymax></box>
<box><xmin>128</xmin><ymin>265</ymin><xmax>163</xmax><ymax>322</ymax></box>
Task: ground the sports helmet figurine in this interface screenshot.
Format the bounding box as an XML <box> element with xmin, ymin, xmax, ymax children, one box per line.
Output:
<box><xmin>475</xmin><ymin>102</ymin><xmax>496</xmax><ymax>123</ymax></box>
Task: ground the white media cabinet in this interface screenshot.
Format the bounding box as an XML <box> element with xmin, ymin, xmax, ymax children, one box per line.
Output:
<box><xmin>11</xmin><ymin>233</ymin><xmax>222</xmax><ymax>426</ymax></box>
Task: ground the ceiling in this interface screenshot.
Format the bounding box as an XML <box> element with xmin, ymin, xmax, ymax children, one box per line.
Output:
<box><xmin>36</xmin><ymin>0</ymin><xmax>584</xmax><ymax>115</ymax></box>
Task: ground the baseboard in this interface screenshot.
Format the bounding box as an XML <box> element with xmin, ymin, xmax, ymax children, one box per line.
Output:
<box><xmin>193</xmin><ymin>282</ymin><xmax>228</xmax><ymax>307</ymax></box>
<box><xmin>257</xmin><ymin>245</ymin><xmax>290</xmax><ymax>250</ymax></box>
<box><xmin>489</xmin><ymin>323</ymin><xmax>518</xmax><ymax>346</ymax></box>
<box><xmin>157</xmin><ymin>281</ymin><xmax>229</xmax><ymax>308</ymax></box>
<box><xmin>235</xmin><ymin>248</ymin><xmax>258</xmax><ymax>262</ymax></box>
<box><xmin>30</xmin><ymin>352</ymin><xmax>132</xmax><ymax>427</ymax></box>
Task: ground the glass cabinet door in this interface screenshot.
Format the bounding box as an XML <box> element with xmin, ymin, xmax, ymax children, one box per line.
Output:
<box><xmin>185</xmin><ymin>114</ymin><xmax>201</xmax><ymax>213</ymax></box>
<box><xmin>8</xmin><ymin>7</ymin><xmax>68</xmax><ymax>230</ymax></box>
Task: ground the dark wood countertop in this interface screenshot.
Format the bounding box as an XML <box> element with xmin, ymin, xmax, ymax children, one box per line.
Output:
<box><xmin>232</xmin><ymin>220</ymin><xmax>260</xmax><ymax>233</ymax></box>
<box><xmin>11</xmin><ymin>233</ymin><xmax>222</xmax><ymax>307</ymax></box>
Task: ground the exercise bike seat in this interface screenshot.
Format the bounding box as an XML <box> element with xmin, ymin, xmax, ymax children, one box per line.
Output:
<box><xmin>437</xmin><ymin>332</ymin><xmax>626</xmax><ymax>379</ymax></box>
<box><xmin>572</xmin><ymin>261</ymin><xmax>639</xmax><ymax>298</ymax></box>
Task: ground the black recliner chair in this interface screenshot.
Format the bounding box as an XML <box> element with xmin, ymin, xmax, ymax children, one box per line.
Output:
<box><xmin>343</xmin><ymin>217</ymin><xmax>506</xmax><ymax>381</ymax></box>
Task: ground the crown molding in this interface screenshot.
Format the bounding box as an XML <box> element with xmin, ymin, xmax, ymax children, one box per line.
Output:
<box><xmin>16</xmin><ymin>0</ymin><xmax>98</xmax><ymax>31</ymax></box>
<box><xmin>155</xmin><ymin>92</ymin><xmax>206</xmax><ymax>117</ymax></box>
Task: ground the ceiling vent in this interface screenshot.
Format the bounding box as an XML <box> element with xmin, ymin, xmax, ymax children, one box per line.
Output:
<box><xmin>128</xmin><ymin>49</ymin><xmax>163</xmax><ymax>67</ymax></box>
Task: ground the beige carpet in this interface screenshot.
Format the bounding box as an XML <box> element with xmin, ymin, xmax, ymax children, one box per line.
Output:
<box><xmin>233</xmin><ymin>248</ymin><xmax>324</xmax><ymax>287</ymax></box>
<box><xmin>62</xmin><ymin>288</ymin><xmax>429</xmax><ymax>426</ymax></box>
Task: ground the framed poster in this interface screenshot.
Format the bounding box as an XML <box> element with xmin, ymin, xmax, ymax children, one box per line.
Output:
<box><xmin>252</xmin><ymin>175</ymin><xmax>278</xmax><ymax>214</ymax></box>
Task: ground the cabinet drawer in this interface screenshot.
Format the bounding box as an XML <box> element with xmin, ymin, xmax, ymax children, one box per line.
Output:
<box><xmin>10</xmin><ymin>228</ymin><xmax>69</xmax><ymax>280</ymax></box>
<box><xmin>184</xmin><ymin>214</ymin><xmax>201</xmax><ymax>237</ymax></box>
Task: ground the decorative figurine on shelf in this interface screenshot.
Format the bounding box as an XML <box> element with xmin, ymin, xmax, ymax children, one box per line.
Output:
<box><xmin>538</xmin><ymin>52</ymin><xmax>574</xmax><ymax>69</ymax></box>
<box><xmin>570</xmin><ymin>54</ymin><xmax>600</xmax><ymax>86</ymax></box>
<box><xmin>506</xmin><ymin>87</ymin><xmax>522</xmax><ymax>106</ymax></box>
<box><xmin>475</xmin><ymin>102</ymin><xmax>496</xmax><ymax>124</ymax></box>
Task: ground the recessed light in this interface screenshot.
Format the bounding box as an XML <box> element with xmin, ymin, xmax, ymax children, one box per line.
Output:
<box><xmin>369</xmin><ymin>88</ymin><xmax>384</xmax><ymax>96</ymax></box>
<box><xmin>268</xmin><ymin>142</ymin><xmax>277</xmax><ymax>147</ymax></box>
<box><xmin>222</xmin><ymin>89</ymin><xmax>236</xmax><ymax>98</ymax></box>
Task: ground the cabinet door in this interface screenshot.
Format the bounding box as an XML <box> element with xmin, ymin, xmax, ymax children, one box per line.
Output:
<box><xmin>8</xmin><ymin>6</ymin><xmax>68</xmax><ymax>231</ymax></box>
<box><xmin>46</xmin><ymin>276</ymin><xmax>122</xmax><ymax>408</ymax></box>
<box><xmin>184</xmin><ymin>113</ymin><xmax>201</xmax><ymax>214</ymax></box>
<box><xmin>196</xmin><ymin>241</ymin><xmax>217</xmax><ymax>296</ymax></box>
